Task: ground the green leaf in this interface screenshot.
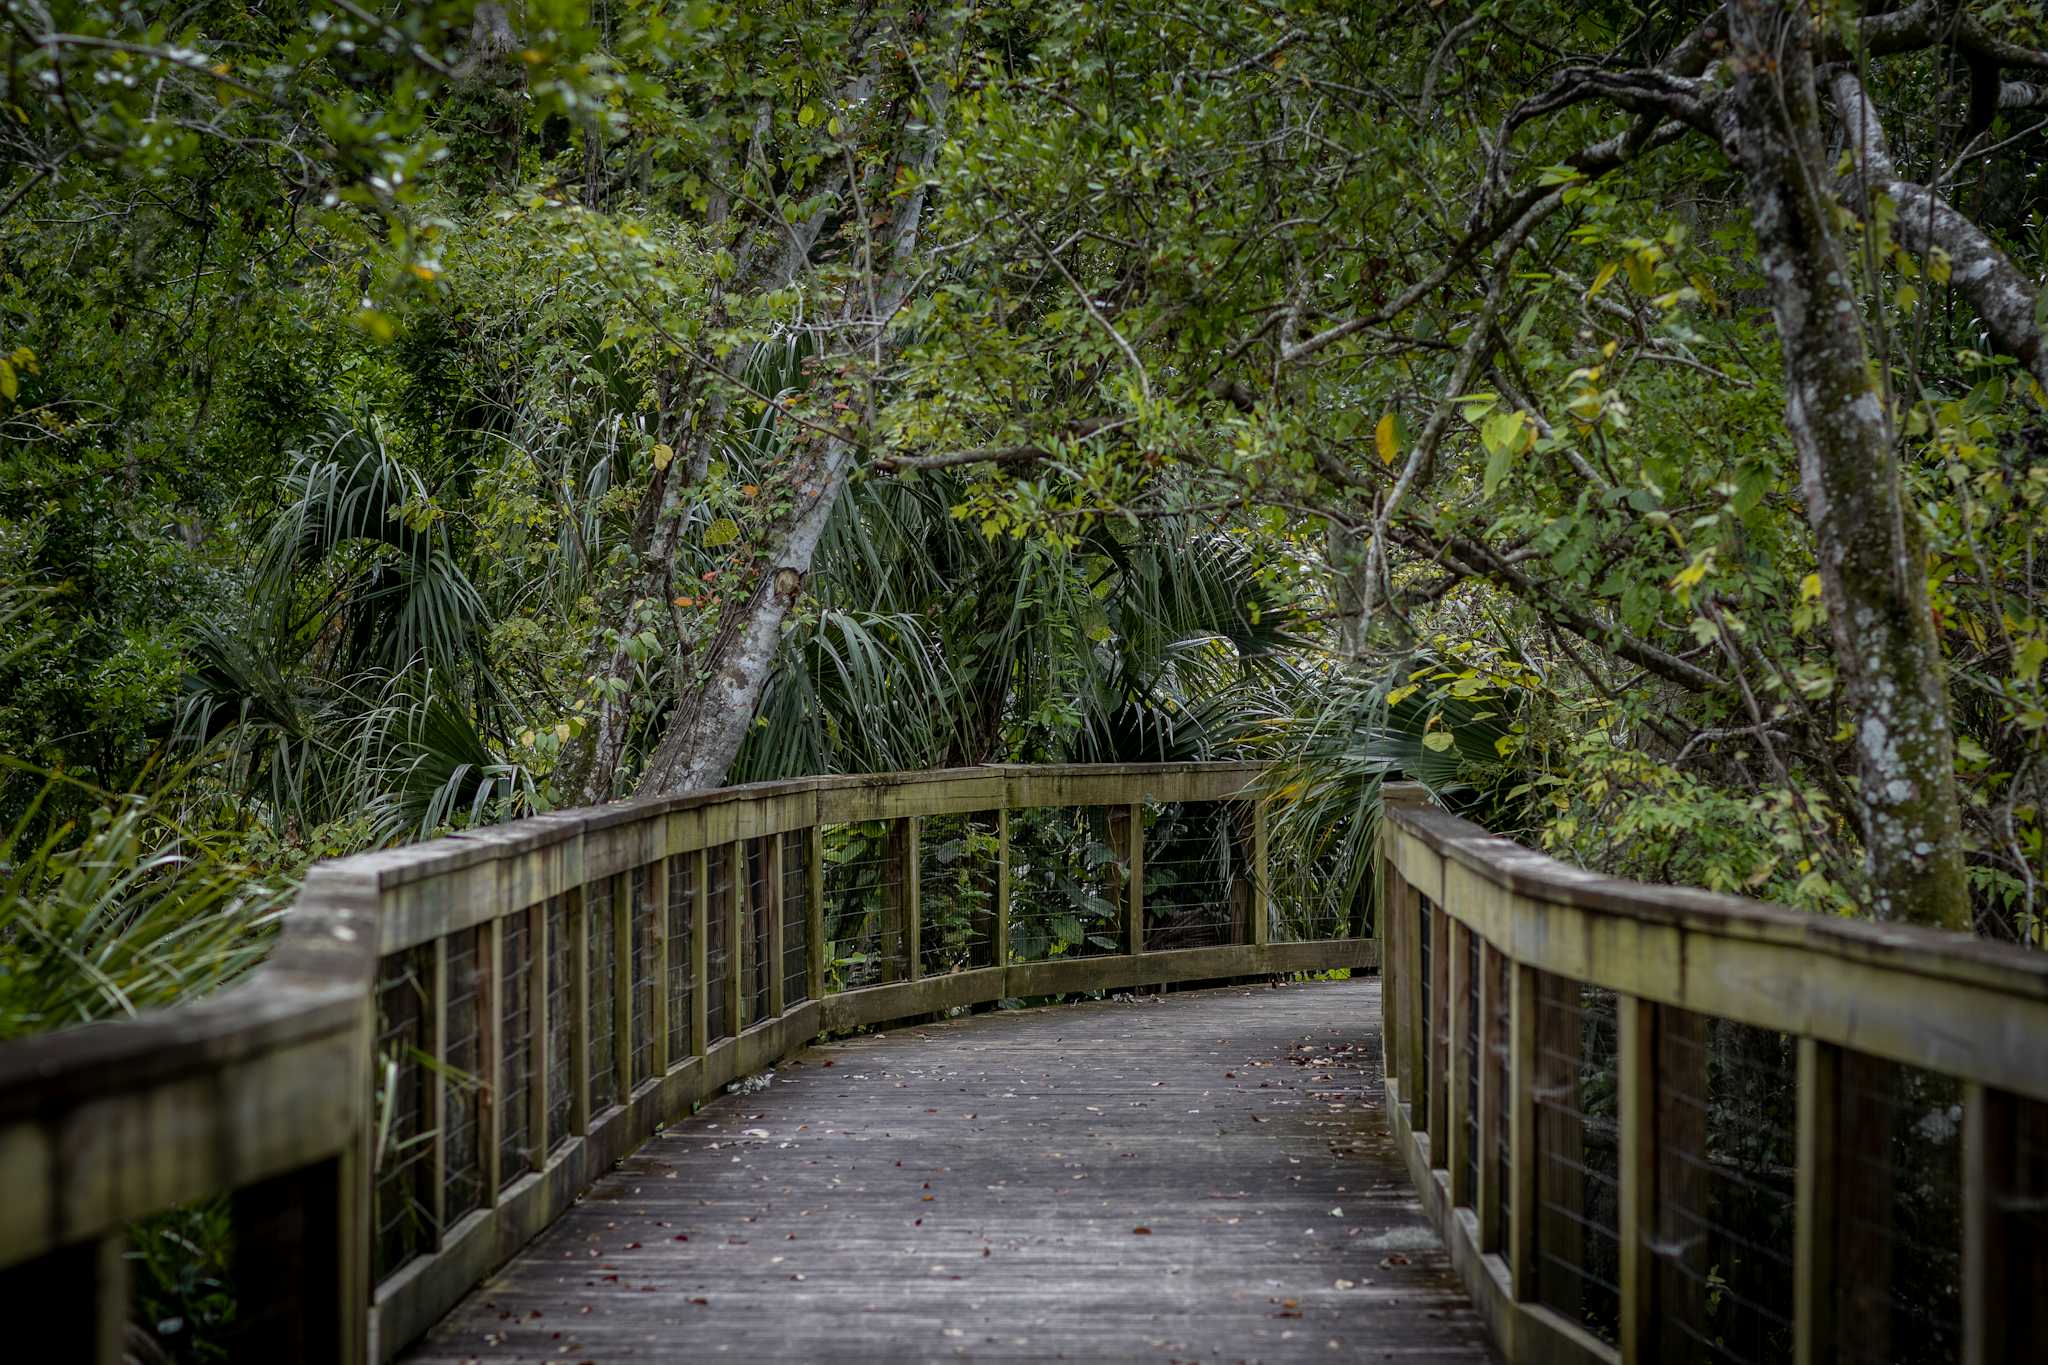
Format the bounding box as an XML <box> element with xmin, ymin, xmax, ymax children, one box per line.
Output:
<box><xmin>1421</xmin><ymin>731</ymin><xmax>1454</xmax><ymax>752</ymax></box>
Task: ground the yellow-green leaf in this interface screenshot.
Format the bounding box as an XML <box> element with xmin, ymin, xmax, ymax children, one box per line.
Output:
<box><xmin>1421</xmin><ymin>731</ymin><xmax>1455</xmax><ymax>752</ymax></box>
<box><xmin>703</xmin><ymin>516</ymin><xmax>740</xmax><ymax>548</ymax></box>
<box><xmin>1587</xmin><ymin>262</ymin><xmax>1618</xmax><ymax>299</ymax></box>
<box><xmin>1800</xmin><ymin>572</ymin><xmax>1823</xmax><ymax>602</ymax></box>
<box><xmin>1375</xmin><ymin>412</ymin><xmax>1398</xmax><ymax>465</ymax></box>
<box><xmin>652</xmin><ymin>442</ymin><xmax>675</xmax><ymax>471</ymax></box>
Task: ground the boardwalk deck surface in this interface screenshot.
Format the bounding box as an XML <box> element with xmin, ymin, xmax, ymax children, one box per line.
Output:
<box><xmin>403</xmin><ymin>979</ymin><xmax>1497</xmax><ymax>1363</ymax></box>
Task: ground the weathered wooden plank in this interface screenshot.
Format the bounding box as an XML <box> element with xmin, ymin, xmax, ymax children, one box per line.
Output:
<box><xmin>400</xmin><ymin>982</ymin><xmax>1496</xmax><ymax>1365</ymax></box>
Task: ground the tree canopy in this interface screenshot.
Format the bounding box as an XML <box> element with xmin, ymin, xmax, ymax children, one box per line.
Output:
<box><xmin>5</xmin><ymin>0</ymin><xmax>2046</xmax><ymax>960</ymax></box>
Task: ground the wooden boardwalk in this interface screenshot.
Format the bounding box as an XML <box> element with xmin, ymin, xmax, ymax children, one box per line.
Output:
<box><xmin>403</xmin><ymin>979</ymin><xmax>1497</xmax><ymax>1363</ymax></box>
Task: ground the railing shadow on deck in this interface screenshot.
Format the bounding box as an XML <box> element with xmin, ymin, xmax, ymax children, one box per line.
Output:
<box><xmin>0</xmin><ymin>762</ymin><xmax>1376</xmax><ymax>1363</ymax></box>
<box><xmin>1378</xmin><ymin>781</ymin><xmax>2048</xmax><ymax>1365</ymax></box>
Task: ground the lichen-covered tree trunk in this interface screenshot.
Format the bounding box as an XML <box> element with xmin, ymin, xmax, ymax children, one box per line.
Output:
<box><xmin>1721</xmin><ymin>0</ymin><xmax>1968</xmax><ymax>928</ymax></box>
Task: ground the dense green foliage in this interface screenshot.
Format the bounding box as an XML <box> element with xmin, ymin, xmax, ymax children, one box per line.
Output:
<box><xmin>4</xmin><ymin>0</ymin><xmax>2046</xmax><ymax>1035</ymax></box>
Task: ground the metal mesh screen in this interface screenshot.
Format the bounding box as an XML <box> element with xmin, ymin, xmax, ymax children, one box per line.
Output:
<box><xmin>746</xmin><ymin>836</ymin><xmax>774</xmax><ymax>1027</ymax></box>
<box><xmin>1269</xmin><ymin>812</ymin><xmax>1371</xmax><ymax>941</ymax></box>
<box><xmin>1649</xmin><ymin>1011</ymin><xmax>1796</xmax><ymax>1364</ymax></box>
<box><xmin>918</xmin><ymin>811</ymin><xmax>1000</xmax><ymax>973</ymax></box>
<box><xmin>544</xmin><ymin>897</ymin><xmax>573</xmax><ymax>1150</ymax></box>
<box><xmin>588</xmin><ymin>880</ymin><xmax>618</xmax><ymax>1114</ymax></box>
<box><xmin>822</xmin><ymin>821</ymin><xmax>902</xmax><ymax>988</ymax></box>
<box><xmin>631</xmin><ymin>864</ymin><xmax>658</xmax><ymax>1086</ymax></box>
<box><xmin>1834</xmin><ymin>1052</ymin><xmax>1963</xmax><ymax>1365</ymax></box>
<box><xmin>781</xmin><ymin>831</ymin><xmax>811</xmax><ymax>1004</ymax></box>
<box><xmin>666</xmin><ymin>852</ymin><xmax>695</xmax><ymax>1061</ymax></box>
<box><xmin>1007</xmin><ymin>805</ymin><xmax>1127</xmax><ymax>962</ymax></box>
<box><xmin>373</xmin><ymin>946</ymin><xmax>432</xmax><ymax>1282</ymax></box>
<box><xmin>498</xmin><ymin>912</ymin><xmax>534</xmax><ymax>1190</ymax></box>
<box><xmin>1532</xmin><ymin>971</ymin><xmax>1621</xmax><ymax>1345</ymax></box>
<box><xmin>1141</xmin><ymin>800</ymin><xmax>1246</xmax><ymax>951</ymax></box>
<box><xmin>442</xmin><ymin>926</ymin><xmax>485</xmax><ymax>1227</ymax></box>
<box><xmin>705</xmin><ymin>845</ymin><xmax>733</xmax><ymax>1042</ymax></box>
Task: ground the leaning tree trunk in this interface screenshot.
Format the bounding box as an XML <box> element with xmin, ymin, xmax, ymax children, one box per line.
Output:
<box><xmin>1720</xmin><ymin>0</ymin><xmax>1969</xmax><ymax>929</ymax></box>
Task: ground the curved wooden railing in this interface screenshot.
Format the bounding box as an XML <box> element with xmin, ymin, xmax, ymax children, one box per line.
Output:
<box><xmin>0</xmin><ymin>763</ymin><xmax>1374</xmax><ymax>1363</ymax></box>
<box><xmin>1378</xmin><ymin>783</ymin><xmax>2048</xmax><ymax>1365</ymax></box>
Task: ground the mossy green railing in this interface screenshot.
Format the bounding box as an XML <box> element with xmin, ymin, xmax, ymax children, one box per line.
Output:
<box><xmin>0</xmin><ymin>763</ymin><xmax>1373</xmax><ymax>1362</ymax></box>
<box><xmin>1378</xmin><ymin>783</ymin><xmax>2048</xmax><ymax>1365</ymax></box>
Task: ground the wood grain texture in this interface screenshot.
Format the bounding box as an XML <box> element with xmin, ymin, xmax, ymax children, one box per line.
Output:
<box><xmin>401</xmin><ymin>981</ymin><xmax>1497</xmax><ymax>1364</ymax></box>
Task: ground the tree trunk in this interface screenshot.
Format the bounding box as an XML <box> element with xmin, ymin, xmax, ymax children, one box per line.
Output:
<box><xmin>1720</xmin><ymin>0</ymin><xmax>1969</xmax><ymax>928</ymax></box>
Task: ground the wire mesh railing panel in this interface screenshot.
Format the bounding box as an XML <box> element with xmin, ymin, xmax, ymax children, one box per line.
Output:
<box><xmin>373</xmin><ymin>946</ymin><xmax>433</xmax><ymax>1282</ymax></box>
<box><xmin>919</xmin><ymin>811</ymin><xmax>1000</xmax><ymax>974</ymax></box>
<box><xmin>441</xmin><ymin>926</ymin><xmax>486</xmax><ymax>1227</ymax></box>
<box><xmin>588</xmin><ymin>880</ymin><xmax>619</xmax><ymax>1114</ymax></box>
<box><xmin>1463</xmin><ymin>925</ymin><xmax>1480</xmax><ymax>1204</ymax></box>
<box><xmin>781</xmin><ymin>832</ymin><xmax>810</xmax><ymax>1005</ymax></box>
<box><xmin>1648</xmin><ymin>1010</ymin><xmax>1797</xmax><ymax>1364</ymax></box>
<box><xmin>1007</xmin><ymin>805</ymin><xmax>1128</xmax><ymax>963</ymax></box>
<box><xmin>822</xmin><ymin>821</ymin><xmax>902</xmax><ymax>989</ymax></box>
<box><xmin>1532</xmin><ymin>971</ymin><xmax>1621</xmax><ymax>1345</ymax></box>
<box><xmin>497</xmin><ymin>913</ymin><xmax>534</xmax><ymax>1190</ymax></box>
<box><xmin>705</xmin><ymin>846</ymin><xmax>733</xmax><ymax>1042</ymax></box>
<box><xmin>629</xmin><ymin>864</ymin><xmax>658</xmax><ymax>1087</ymax></box>
<box><xmin>544</xmin><ymin>898</ymin><xmax>573</xmax><ymax>1150</ymax></box>
<box><xmin>1269</xmin><ymin>812</ymin><xmax>1374</xmax><ymax>942</ymax></box>
<box><xmin>1141</xmin><ymin>800</ymin><xmax>1245</xmax><ymax>951</ymax></box>
<box><xmin>666</xmin><ymin>853</ymin><xmax>695</xmax><ymax>1061</ymax></box>
<box><xmin>746</xmin><ymin>836</ymin><xmax>774</xmax><ymax>1028</ymax></box>
<box><xmin>1834</xmin><ymin>1052</ymin><xmax>1963</xmax><ymax>1365</ymax></box>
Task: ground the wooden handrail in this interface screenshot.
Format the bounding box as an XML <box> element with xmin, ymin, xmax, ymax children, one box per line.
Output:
<box><xmin>0</xmin><ymin>762</ymin><xmax>1372</xmax><ymax>1364</ymax></box>
<box><xmin>1377</xmin><ymin>781</ymin><xmax>2048</xmax><ymax>1365</ymax></box>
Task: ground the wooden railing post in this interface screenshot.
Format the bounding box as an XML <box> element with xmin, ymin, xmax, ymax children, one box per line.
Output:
<box><xmin>1963</xmin><ymin>1085</ymin><xmax>2046</xmax><ymax>1365</ymax></box>
<box><xmin>904</xmin><ymin>816</ymin><xmax>922</xmax><ymax>981</ymax></box>
<box><xmin>526</xmin><ymin>901</ymin><xmax>547</xmax><ymax>1158</ymax></box>
<box><xmin>1794</xmin><ymin>1036</ymin><xmax>1839</xmax><ymax>1365</ymax></box>
<box><xmin>767</xmin><ymin>836</ymin><xmax>786</xmax><ymax>1016</ymax></box>
<box><xmin>1617</xmin><ymin>995</ymin><xmax>1654</xmax><ymax>1362</ymax></box>
<box><xmin>994</xmin><ymin>806</ymin><xmax>1011</xmax><ymax>968</ymax></box>
<box><xmin>1126</xmin><ymin>802</ymin><xmax>1145</xmax><ymax>956</ymax></box>
<box><xmin>429</xmin><ymin>935</ymin><xmax>449</xmax><ymax>1242</ymax></box>
<box><xmin>806</xmin><ymin>827</ymin><xmax>825</xmax><ymax>997</ymax></box>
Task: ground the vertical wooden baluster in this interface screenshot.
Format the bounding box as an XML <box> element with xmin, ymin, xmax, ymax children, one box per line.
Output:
<box><xmin>767</xmin><ymin>832</ymin><xmax>786</xmax><ymax>1017</ymax></box>
<box><xmin>1617</xmin><ymin>995</ymin><xmax>1654</xmax><ymax>1363</ymax></box>
<box><xmin>1380</xmin><ymin>862</ymin><xmax>1402</xmax><ymax>1094</ymax></box>
<box><xmin>1508</xmin><ymin>960</ymin><xmax>1538</xmax><ymax>1301</ymax></box>
<box><xmin>904</xmin><ymin>815</ymin><xmax>922</xmax><ymax>982</ymax></box>
<box><xmin>652</xmin><ymin>857</ymin><xmax>671</xmax><ymax>1074</ymax></box>
<box><xmin>1428</xmin><ymin>902</ymin><xmax>1450</xmax><ymax>1156</ymax></box>
<box><xmin>483</xmin><ymin>916</ymin><xmax>504</xmax><ymax>1201</ymax></box>
<box><xmin>725</xmin><ymin>841</ymin><xmax>744</xmax><ymax>1031</ymax></box>
<box><xmin>430</xmin><ymin>935</ymin><xmax>449</xmax><ymax>1246</ymax></box>
<box><xmin>1446</xmin><ymin>919</ymin><xmax>1472</xmax><ymax>1203</ymax></box>
<box><xmin>1125</xmin><ymin>801</ymin><xmax>1145</xmax><ymax>957</ymax></box>
<box><xmin>1476</xmin><ymin>941</ymin><xmax>1503</xmax><ymax>1253</ymax></box>
<box><xmin>994</xmin><ymin>806</ymin><xmax>1011</xmax><ymax>970</ymax></box>
<box><xmin>613</xmin><ymin>874</ymin><xmax>632</xmax><ymax>1090</ymax></box>
<box><xmin>1794</xmin><ymin>1036</ymin><xmax>1839</xmax><ymax>1365</ymax></box>
<box><xmin>1964</xmin><ymin>1085</ymin><xmax>2047</xmax><ymax>1365</ymax></box>
<box><xmin>570</xmin><ymin>887</ymin><xmax>591</xmax><ymax>1135</ymax></box>
<box><xmin>692</xmin><ymin>850</ymin><xmax>709</xmax><ymax>1055</ymax></box>
<box><xmin>1250</xmin><ymin>796</ymin><xmax>1269</xmax><ymax>950</ymax></box>
<box><xmin>807</xmin><ymin>826</ymin><xmax>826</xmax><ymax>998</ymax></box>
<box><xmin>527</xmin><ymin>901</ymin><xmax>547</xmax><ymax>1167</ymax></box>
<box><xmin>1405</xmin><ymin>878</ymin><xmax>1428</xmax><ymax>1119</ymax></box>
